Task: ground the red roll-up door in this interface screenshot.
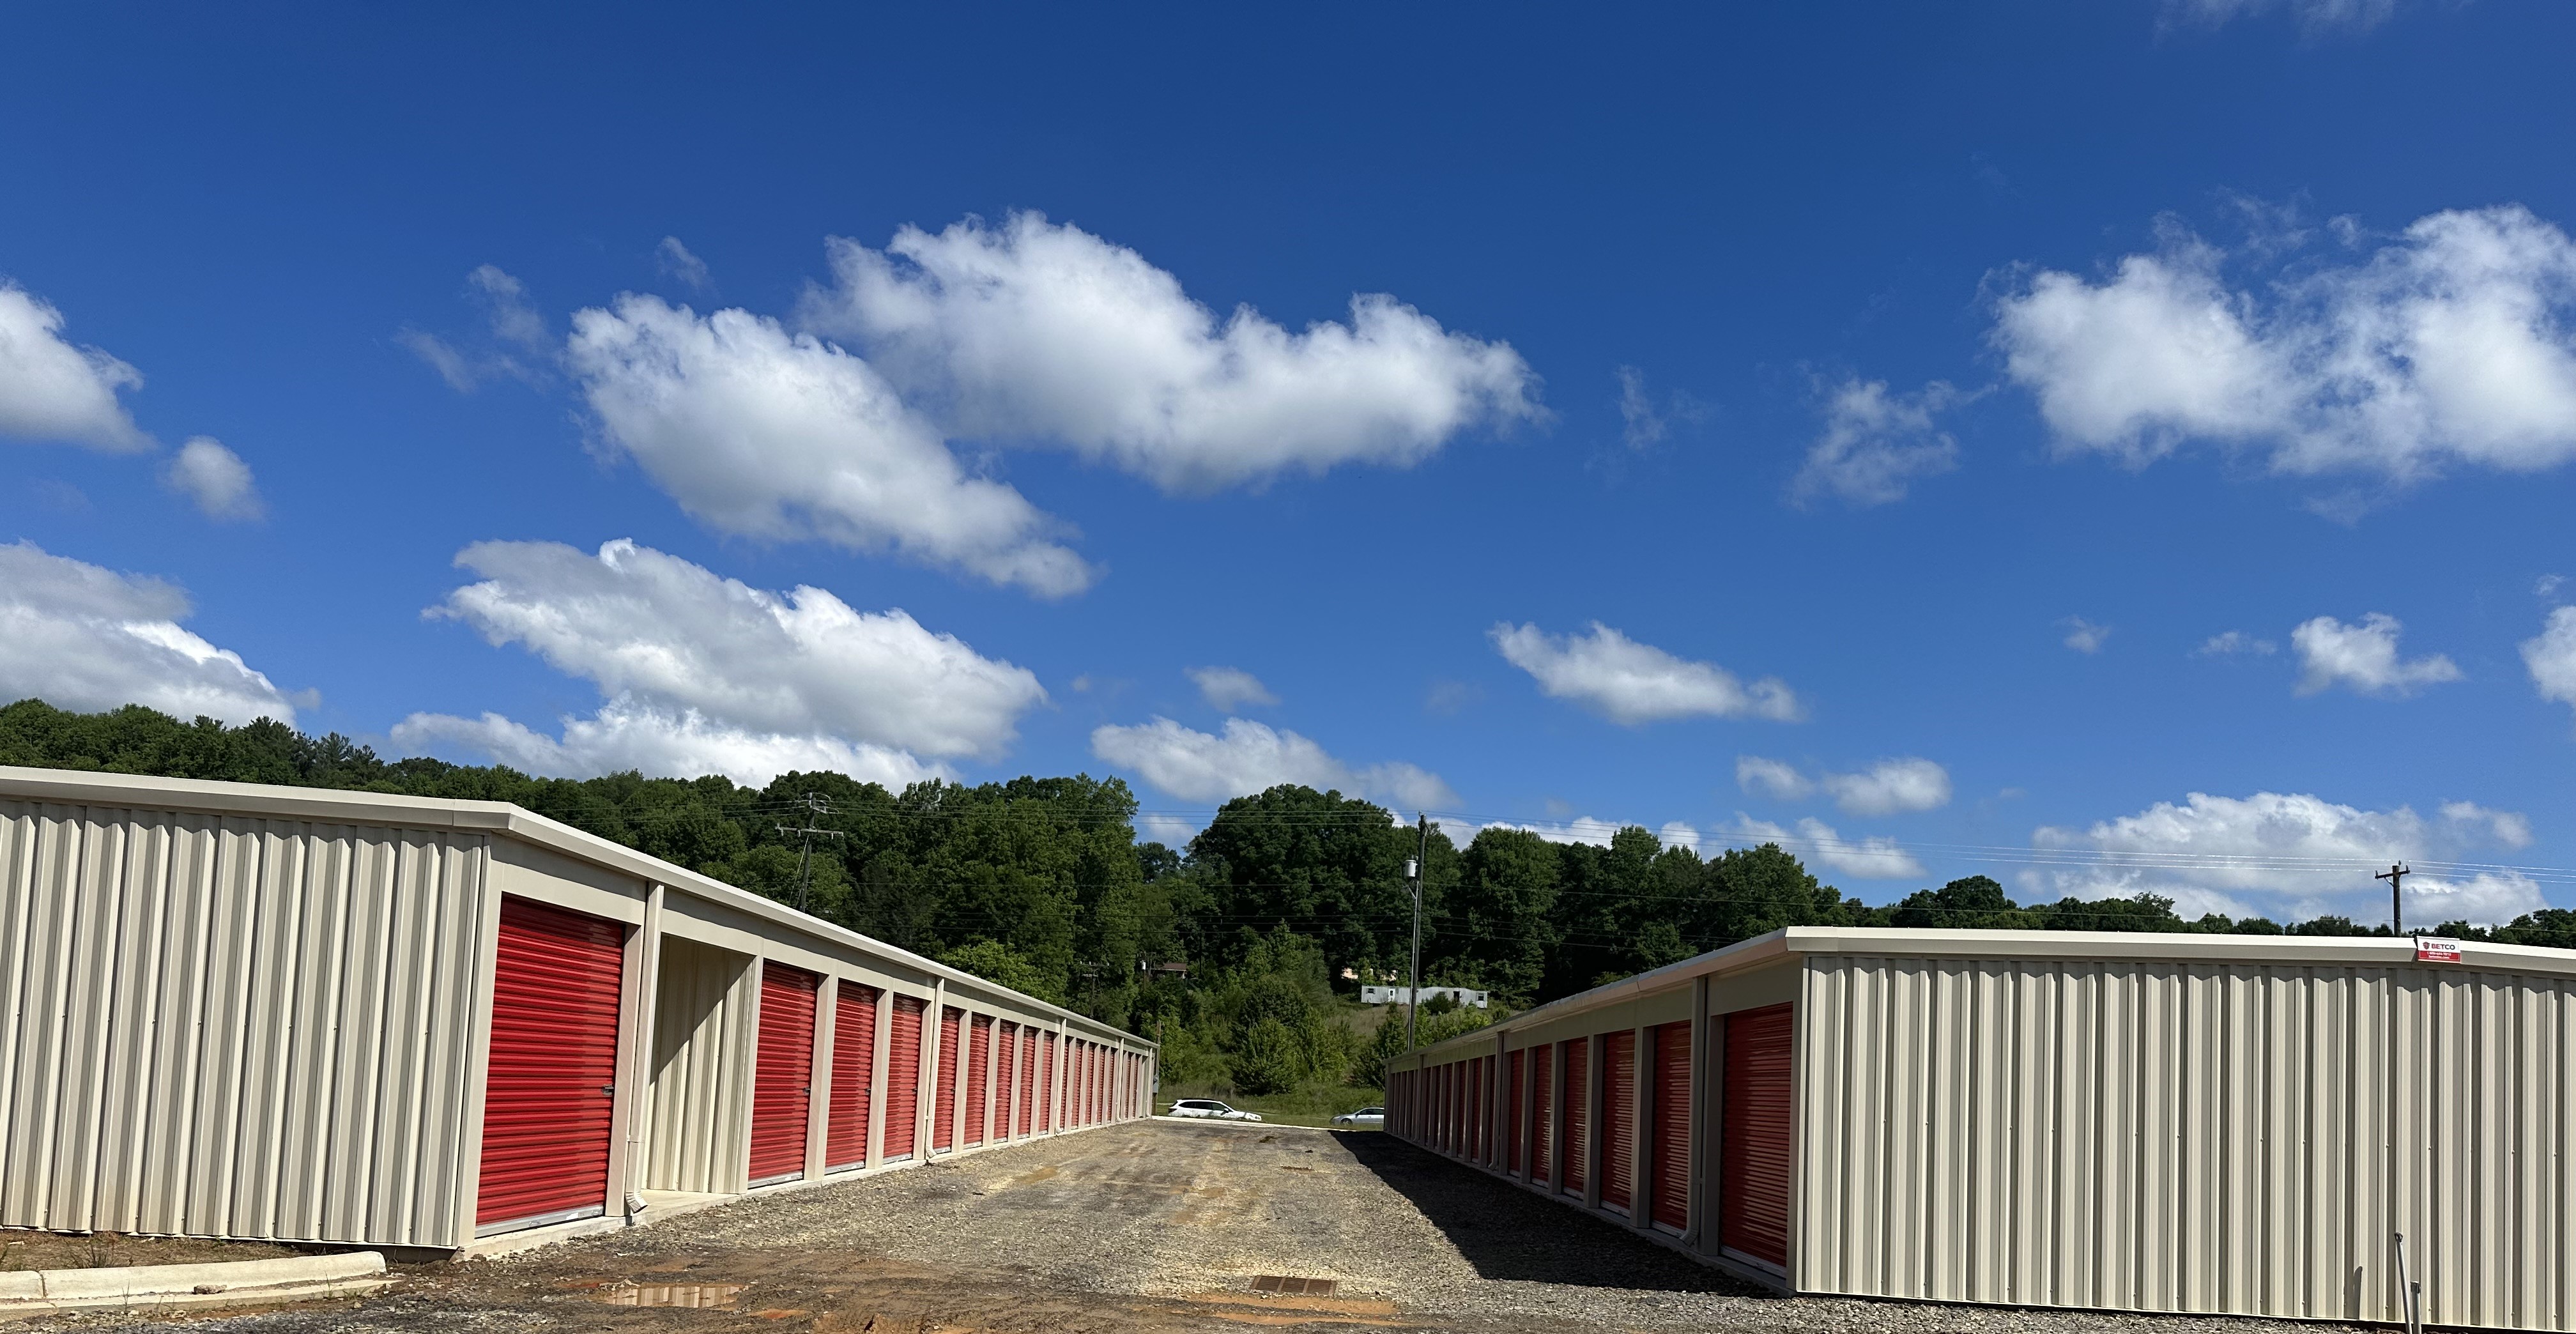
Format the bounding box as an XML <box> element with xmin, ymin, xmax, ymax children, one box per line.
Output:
<box><xmin>477</xmin><ymin>897</ymin><xmax>624</xmax><ymax>1233</ymax></box>
<box><xmin>1651</xmin><ymin>1020</ymin><xmax>1692</xmax><ymax>1232</ymax></box>
<box><xmin>965</xmin><ymin>1016</ymin><xmax>992</xmax><ymax>1145</ymax></box>
<box><xmin>1471</xmin><ymin>1057</ymin><xmax>1487</xmax><ymax>1162</ymax></box>
<box><xmin>1506</xmin><ymin>1049</ymin><xmax>1524</xmax><ymax>1174</ymax></box>
<box><xmin>1562</xmin><ymin>1039</ymin><xmax>1590</xmax><ymax>1195</ymax></box>
<box><xmin>1018</xmin><ymin>1029</ymin><xmax>1038</xmax><ymax>1133</ymax></box>
<box><xmin>1721</xmin><ymin>1003</ymin><xmax>1795</xmax><ymax>1269</ymax></box>
<box><xmin>933</xmin><ymin>1007</ymin><xmax>962</xmax><ymax>1151</ymax></box>
<box><xmin>1603</xmin><ymin>1031</ymin><xmax>1636</xmax><ymax>1211</ymax></box>
<box><xmin>1076</xmin><ymin>1045</ymin><xmax>1090</xmax><ymax>1126</ymax></box>
<box><xmin>997</xmin><ymin>1023</ymin><xmax>1018</xmax><ymax>1137</ymax></box>
<box><xmin>1531</xmin><ymin>1051</ymin><xmax>1552</xmax><ymax>1183</ymax></box>
<box><xmin>748</xmin><ymin>962</ymin><xmax>820</xmax><ymax>1186</ymax></box>
<box><xmin>883</xmin><ymin>996</ymin><xmax>923</xmax><ymax>1160</ymax></box>
<box><xmin>827</xmin><ymin>984</ymin><xmax>878</xmax><ymax>1170</ymax></box>
<box><xmin>1039</xmin><ymin>1032</ymin><xmax>1057</xmax><ymax>1130</ymax></box>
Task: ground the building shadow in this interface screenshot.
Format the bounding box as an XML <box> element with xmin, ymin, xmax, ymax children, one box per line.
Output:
<box><xmin>1331</xmin><ymin>1133</ymin><xmax>1769</xmax><ymax>1294</ymax></box>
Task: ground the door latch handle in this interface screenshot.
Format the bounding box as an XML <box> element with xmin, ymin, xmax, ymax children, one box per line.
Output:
<box><xmin>600</xmin><ymin>1084</ymin><xmax>616</xmax><ymax>1099</ymax></box>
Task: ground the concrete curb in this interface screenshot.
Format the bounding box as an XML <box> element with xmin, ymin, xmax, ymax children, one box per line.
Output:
<box><xmin>0</xmin><ymin>1252</ymin><xmax>391</xmax><ymax>1319</ymax></box>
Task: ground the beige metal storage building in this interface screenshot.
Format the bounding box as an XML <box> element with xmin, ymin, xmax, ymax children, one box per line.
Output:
<box><xmin>1388</xmin><ymin>926</ymin><xmax>2576</xmax><ymax>1333</ymax></box>
<box><xmin>0</xmin><ymin>766</ymin><xmax>1155</xmax><ymax>1254</ymax></box>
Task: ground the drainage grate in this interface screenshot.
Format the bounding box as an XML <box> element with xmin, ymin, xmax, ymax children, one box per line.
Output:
<box><xmin>1250</xmin><ymin>1275</ymin><xmax>1338</xmax><ymax>1296</ymax></box>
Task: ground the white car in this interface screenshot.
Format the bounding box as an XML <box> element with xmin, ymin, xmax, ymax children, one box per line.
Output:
<box><xmin>1167</xmin><ymin>1098</ymin><xmax>1263</xmax><ymax>1122</ymax></box>
<box><xmin>1331</xmin><ymin>1107</ymin><xmax>1385</xmax><ymax>1126</ymax></box>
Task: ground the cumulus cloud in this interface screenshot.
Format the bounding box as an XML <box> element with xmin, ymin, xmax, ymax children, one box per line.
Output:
<box><xmin>1135</xmin><ymin>811</ymin><xmax>1202</xmax><ymax>850</ymax></box>
<box><xmin>394</xmin><ymin>539</ymin><xmax>1045</xmax><ymax>787</ymax></box>
<box><xmin>806</xmin><ymin>211</ymin><xmax>1541</xmax><ymax>494</ymax></box>
<box><xmin>0</xmin><ymin>282</ymin><xmax>150</xmax><ymax>451</ymax></box>
<box><xmin>2196</xmin><ymin>629</ymin><xmax>2277</xmax><ymax>656</ymax></box>
<box><xmin>2292</xmin><ymin>612</ymin><xmax>2460</xmax><ymax>696</ymax></box>
<box><xmin>0</xmin><ymin>540</ymin><xmax>298</xmax><ymax>726</ymax></box>
<box><xmin>160</xmin><ymin>437</ymin><xmax>263</xmax><ymax>521</ymax></box>
<box><xmin>1994</xmin><ymin>206</ymin><xmax>2576</xmax><ymax>486</ymax></box>
<box><xmin>1491</xmin><ymin>621</ymin><xmax>1800</xmax><ymax>725</ymax></box>
<box><xmin>657</xmin><ymin>236</ymin><xmax>712</xmax><ymax>291</ymax></box>
<box><xmin>1791</xmin><ymin>378</ymin><xmax>1962</xmax><ymax>507</ymax></box>
<box><xmin>566</xmin><ymin>295</ymin><xmax>1093</xmax><ymax>597</ymax></box>
<box><xmin>1188</xmin><ymin>666</ymin><xmax>1278</xmax><ymax>712</ymax></box>
<box><xmin>2061</xmin><ymin>617</ymin><xmax>2113</xmax><ymax>654</ymax></box>
<box><xmin>1089</xmin><ymin>716</ymin><xmax>1457</xmax><ymax>809</ymax></box>
<box><xmin>2522</xmin><ymin>606</ymin><xmax>2576</xmax><ymax>727</ymax></box>
<box><xmin>2029</xmin><ymin>790</ymin><xmax>2541</xmax><ymax>924</ymax></box>
<box><xmin>1722</xmin><ymin>815</ymin><xmax>1928</xmax><ymax>879</ymax></box>
<box><xmin>1735</xmin><ymin>755</ymin><xmax>1951</xmax><ymax>815</ymax></box>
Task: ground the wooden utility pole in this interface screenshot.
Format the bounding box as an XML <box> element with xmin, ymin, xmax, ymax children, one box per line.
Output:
<box><xmin>777</xmin><ymin>793</ymin><xmax>846</xmax><ymax>913</ymax></box>
<box><xmin>2376</xmin><ymin>863</ymin><xmax>2410</xmax><ymax>937</ymax></box>
<box><xmin>1406</xmin><ymin>813</ymin><xmax>1427</xmax><ymax>1051</ymax></box>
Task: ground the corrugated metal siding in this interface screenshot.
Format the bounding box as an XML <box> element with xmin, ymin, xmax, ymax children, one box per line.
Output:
<box><xmin>0</xmin><ymin>801</ymin><xmax>484</xmax><ymax>1247</ymax></box>
<box><xmin>643</xmin><ymin>937</ymin><xmax>752</xmax><ymax>1194</ymax></box>
<box><xmin>1796</xmin><ymin>955</ymin><xmax>2576</xmax><ymax>1331</ymax></box>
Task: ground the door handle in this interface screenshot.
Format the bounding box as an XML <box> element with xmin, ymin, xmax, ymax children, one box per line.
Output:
<box><xmin>600</xmin><ymin>1085</ymin><xmax>616</xmax><ymax>1099</ymax></box>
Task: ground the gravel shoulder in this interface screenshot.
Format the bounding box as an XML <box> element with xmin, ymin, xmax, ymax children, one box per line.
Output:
<box><xmin>26</xmin><ymin>1123</ymin><xmax>2377</xmax><ymax>1334</ymax></box>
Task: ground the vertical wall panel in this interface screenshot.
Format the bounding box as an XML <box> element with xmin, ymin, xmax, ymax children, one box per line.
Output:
<box><xmin>644</xmin><ymin>936</ymin><xmax>754</xmax><ymax>1194</ymax></box>
<box><xmin>1796</xmin><ymin>954</ymin><xmax>2576</xmax><ymax>1331</ymax></box>
<box><xmin>0</xmin><ymin>800</ymin><xmax>487</xmax><ymax>1248</ymax></box>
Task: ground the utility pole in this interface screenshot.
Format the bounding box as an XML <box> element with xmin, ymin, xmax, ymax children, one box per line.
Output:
<box><xmin>2377</xmin><ymin>862</ymin><xmax>2410</xmax><ymax>937</ymax></box>
<box><xmin>776</xmin><ymin>792</ymin><xmax>847</xmax><ymax>914</ymax></box>
<box><xmin>1406</xmin><ymin>813</ymin><xmax>1427</xmax><ymax>1051</ymax></box>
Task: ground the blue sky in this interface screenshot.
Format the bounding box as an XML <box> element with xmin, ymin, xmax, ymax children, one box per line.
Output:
<box><xmin>5</xmin><ymin>1</ymin><xmax>2574</xmax><ymax>925</ymax></box>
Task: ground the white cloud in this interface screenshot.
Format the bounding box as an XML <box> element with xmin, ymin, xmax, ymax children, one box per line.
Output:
<box><xmin>2164</xmin><ymin>0</ymin><xmax>2400</xmax><ymax>36</ymax></box>
<box><xmin>565</xmin><ymin>295</ymin><xmax>1094</xmax><ymax>597</ymax></box>
<box><xmin>1720</xmin><ymin>815</ymin><xmax>1928</xmax><ymax>879</ymax></box>
<box><xmin>2196</xmin><ymin>629</ymin><xmax>2278</xmax><ymax>656</ymax></box>
<box><xmin>1791</xmin><ymin>378</ymin><xmax>1961</xmax><ymax>507</ymax></box>
<box><xmin>1735</xmin><ymin>755</ymin><xmax>1813</xmax><ymax>801</ymax></box>
<box><xmin>401</xmin><ymin>265</ymin><xmax>551</xmax><ymax>392</ymax></box>
<box><xmin>1445</xmin><ymin>815</ymin><xmax>1629</xmax><ymax>848</ymax></box>
<box><xmin>1613</xmin><ymin>366</ymin><xmax>1703</xmax><ymax>452</ymax></box>
<box><xmin>2538</xmin><ymin>574</ymin><xmax>2566</xmax><ymax>599</ymax></box>
<box><xmin>392</xmin><ymin>700</ymin><xmax>937</xmax><ymax>791</ymax></box>
<box><xmin>2523</xmin><ymin>606</ymin><xmax>2576</xmax><ymax>726</ymax></box>
<box><xmin>395</xmin><ymin>539</ymin><xmax>1045</xmax><ymax>787</ymax></box>
<box><xmin>1135</xmin><ymin>811</ymin><xmax>1202</xmax><ymax>849</ymax></box>
<box><xmin>2061</xmin><ymin>617</ymin><xmax>2113</xmax><ymax>654</ymax></box>
<box><xmin>1188</xmin><ymin>665</ymin><xmax>1278</xmax><ymax>712</ymax></box>
<box><xmin>0</xmin><ymin>283</ymin><xmax>150</xmax><ymax>451</ymax></box>
<box><xmin>1736</xmin><ymin>755</ymin><xmax>1951</xmax><ymax>815</ymax></box>
<box><xmin>1089</xmin><ymin>716</ymin><xmax>1458</xmax><ymax>809</ymax></box>
<box><xmin>2029</xmin><ymin>790</ymin><xmax>2540</xmax><ymax>924</ymax></box>
<box><xmin>161</xmin><ymin>437</ymin><xmax>263</xmax><ymax>521</ymax></box>
<box><xmin>2441</xmin><ymin>801</ymin><xmax>2533</xmax><ymax>850</ymax></box>
<box><xmin>657</xmin><ymin>236</ymin><xmax>712</xmax><ymax>291</ymax></box>
<box><xmin>1994</xmin><ymin>206</ymin><xmax>2576</xmax><ymax>485</ymax></box>
<box><xmin>1491</xmin><ymin>621</ymin><xmax>1801</xmax><ymax>725</ymax></box>
<box><xmin>0</xmin><ymin>540</ymin><xmax>297</xmax><ymax>726</ymax></box>
<box><xmin>2292</xmin><ymin>612</ymin><xmax>2461</xmax><ymax>696</ymax></box>
<box><xmin>806</xmin><ymin>211</ymin><xmax>1541</xmax><ymax>493</ymax></box>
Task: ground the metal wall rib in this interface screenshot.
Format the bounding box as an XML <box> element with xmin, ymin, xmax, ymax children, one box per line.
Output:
<box><xmin>0</xmin><ymin>799</ymin><xmax>484</xmax><ymax>1247</ymax></box>
<box><xmin>1797</xmin><ymin>955</ymin><xmax>2576</xmax><ymax>1332</ymax></box>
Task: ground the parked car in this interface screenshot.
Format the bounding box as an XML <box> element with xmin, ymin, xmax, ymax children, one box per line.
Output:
<box><xmin>1166</xmin><ymin>1098</ymin><xmax>1263</xmax><ymax>1122</ymax></box>
<box><xmin>1330</xmin><ymin>1106</ymin><xmax>1385</xmax><ymax>1126</ymax></box>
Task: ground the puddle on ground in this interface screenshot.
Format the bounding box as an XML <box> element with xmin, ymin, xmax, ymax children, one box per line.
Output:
<box><xmin>592</xmin><ymin>1282</ymin><xmax>747</xmax><ymax>1308</ymax></box>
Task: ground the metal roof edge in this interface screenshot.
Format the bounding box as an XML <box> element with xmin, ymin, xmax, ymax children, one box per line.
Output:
<box><xmin>0</xmin><ymin>765</ymin><xmax>1151</xmax><ymax>1052</ymax></box>
<box><xmin>1397</xmin><ymin>923</ymin><xmax>2576</xmax><ymax>1064</ymax></box>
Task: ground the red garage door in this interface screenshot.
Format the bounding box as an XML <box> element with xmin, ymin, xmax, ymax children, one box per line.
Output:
<box><xmin>1506</xmin><ymin>1049</ymin><xmax>1524</xmax><ymax>1174</ymax></box>
<box><xmin>1721</xmin><ymin>1004</ymin><xmax>1795</xmax><ymax>1269</ymax></box>
<box><xmin>965</xmin><ymin>1015</ymin><xmax>992</xmax><ymax>1145</ymax></box>
<box><xmin>1018</xmin><ymin>1029</ymin><xmax>1038</xmax><ymax>1134</ymax></box>
<box><xmin>1531</xmin><ymin>1051</ymin><xmax>1552</xmax><ymax>1184</ymax></box>
<box><xmin>827</xmin><ymin>983</ymin><xmax>878</xmax><ymax>1170</ymax></box>
<box><xmin>1651</xmin><ymin>1020</ymin><xmax>1692</xmax><ymax>1233</ymax></box>
<box><xmin>997</xmin><ymin>1023</ymin><xmax>1019</xmax><ymax>1137</ymax></box>
<box><xmin>933</xmin><ymin>1007</ymin><xmax>963</xmax><ymax>1151</ymax></box>
<box><xmin>477</xmin><ymin>897</ymin><xmax>624</xmax><ymax>1233</ymax></box>
<box><xmin>1561</xmin><ymin>1039</ymin><xmax>1590</xmax><ymax>1195</ymax></box>
<box><xmin>748</xmin><ymin>962</ymin><xmax>820</xmax><ymax>1186</ymax></box>
<box><xmin>1603</xmin><ymin>1031</ymin><xmax>1636</xmax><ymax>1212</ymax></box>
<box><xmin>883</xmin><ymin>995</ymin><xmax>924</xmax><ymax>1161</ymax></box>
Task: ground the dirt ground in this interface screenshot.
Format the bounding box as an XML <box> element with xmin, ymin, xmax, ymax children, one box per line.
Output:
<box><xmin>33</xmin><ymin>1122</ymin><xmax>2368</xmax><ymax>1334</ymax></box>
<box><xmin>0</xmin><ymin>1230</ymin><xmax>300</xmax><ymax>1273</ymax></box>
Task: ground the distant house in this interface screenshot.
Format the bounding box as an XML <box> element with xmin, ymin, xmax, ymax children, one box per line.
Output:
<box><xmin>1360</xmin><ymin>985</ymin><xmax>1489</xmax><ymax>1009</ymax></box>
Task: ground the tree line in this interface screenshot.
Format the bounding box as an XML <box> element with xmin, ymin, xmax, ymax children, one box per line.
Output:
<box><xmin>6</xmin><ymin>699</ymin><xmax>2572</xmax><ymax>1098</ymax></box>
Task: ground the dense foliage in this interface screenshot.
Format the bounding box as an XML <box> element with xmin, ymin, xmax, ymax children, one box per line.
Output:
<box><xmin>9</xmin><ymin>698</ymin><xmax>2573</xmax><ymax>1102</ymax></box>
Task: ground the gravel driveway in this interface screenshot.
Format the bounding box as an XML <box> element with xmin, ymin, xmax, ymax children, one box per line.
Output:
<box><xmin>36</xmin><ymin>1121</ymin><xmax>2370</xmax><ymax>1334</ymax></box>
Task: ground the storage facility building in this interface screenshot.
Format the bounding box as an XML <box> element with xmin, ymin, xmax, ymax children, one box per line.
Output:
<box><xmin>0</xmin><ymin>767</ymin><xmax>1155</xmax><ymax>1255</ymax></box>
<box><xmin>1388</xmin><ymin>926</ymin><xmax>2576</xmax><ymax>1333</ymax></box>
